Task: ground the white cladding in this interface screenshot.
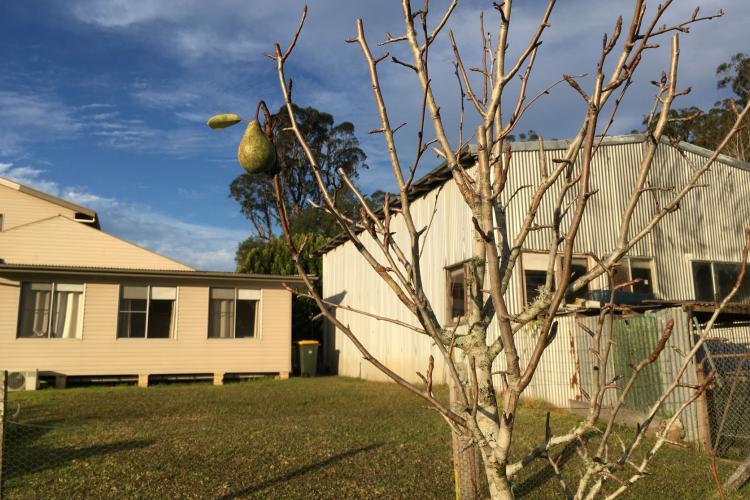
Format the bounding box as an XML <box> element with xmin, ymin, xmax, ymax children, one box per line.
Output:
<box><xmin>322</xmin><ymin>136</ymin><xmax>750</xmax><ymax>408</ymax></box>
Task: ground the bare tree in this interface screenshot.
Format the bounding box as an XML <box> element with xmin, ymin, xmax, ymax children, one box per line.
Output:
<box><xmin>215</xmin><ymin>1</ymin><xmax>750</xmax><ymax>498</ymax></box>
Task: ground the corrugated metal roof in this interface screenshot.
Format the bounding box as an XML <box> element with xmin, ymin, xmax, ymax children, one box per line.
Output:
<box><xmin>316</xmin><ymin>134</ymin><xmax>750</xmax><ymax>256</ymax></box>
<box><xmin>645</xmin><ymin>299</ymin><xmax>750</xmax><ymax>315</ymax></box>
<box><xmin>0</xmin><ymin>263</ymin><xmax>310</xmax><ymax>284</ymax></box>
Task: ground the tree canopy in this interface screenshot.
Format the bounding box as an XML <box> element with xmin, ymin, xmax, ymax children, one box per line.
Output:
<box><xmin>657</xmin><ymin>53</ymin><xmax>749</xmax><ymax>161</ymax></box>
<box><xmin>229</xmin><ymin>104</ymin><xmax>367</xmax><ymax>240</ymax></box>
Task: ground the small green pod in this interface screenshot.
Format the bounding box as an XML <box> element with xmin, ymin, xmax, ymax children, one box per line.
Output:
<box><xmin>207</xmin><ymin>113</ymin><xmax>242</xmax><ymax>129</ymax></box>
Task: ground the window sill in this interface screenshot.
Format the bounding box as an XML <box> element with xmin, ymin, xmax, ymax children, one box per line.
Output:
<box><xmin>15</xmin><ymin>337</ymin><xmax>83</xmax><ymax>341</ymax></box>
<box><xmin>444</xmin><ymin>321</ymin><xmax>467</xmax><ymax>328</ymax></box>
<box><xmin>207</xmin><ymin>337</ymin><xmax>261</xmax><ymax>341</ymax></box>
<box><xmin>115</xmin><ymin>337</ymin><xmax>177</xmax><ymax>341</ymax></box>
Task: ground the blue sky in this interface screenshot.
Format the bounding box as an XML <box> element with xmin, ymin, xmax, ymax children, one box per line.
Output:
<box><xmin>0</xmin><ymin>1</ymin><xmax>746</xmax><ymax>270</ymax></box>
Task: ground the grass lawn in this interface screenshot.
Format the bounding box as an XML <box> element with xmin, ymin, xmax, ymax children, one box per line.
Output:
<box><xmin>2</xmin><ymin>377</ymin><xmax>745</xmax><ymax>499</ymax></box>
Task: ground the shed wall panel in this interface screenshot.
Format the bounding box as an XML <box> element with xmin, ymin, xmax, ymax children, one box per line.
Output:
<box><xmin>323</xmin><ymin>139</ymin><xmax>750</xmax><ymax>421</ymax></box>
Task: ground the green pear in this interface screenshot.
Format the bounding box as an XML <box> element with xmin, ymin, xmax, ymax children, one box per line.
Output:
<box><xmin>207</xmin><ymin>113</ymin><xmax>242</xmax><ymax>129</ymax></box>
<box><xmin>237</xmin><ymin>120</ymin><xmax>277</xmax><ymax>174</ymax></box>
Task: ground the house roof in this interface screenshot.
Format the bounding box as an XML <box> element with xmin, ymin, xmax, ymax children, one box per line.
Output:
<box><xmin>0</xmin><ymin>176</ymin><xmax>100</xmax><ymax>228</ymax></box>
<box><xmin>316</xmin><ymin>134</ymin><xmax>750</xmax><ymax>256</ymax></box>
<box><xmin>0</xmin><ymin>263</ymin><xmax>310</xmax><ymax>286</ymax></box>
<box><xmin>0</xmin><ymin>215</ymin><xmax>195</xmax><ymax>271</ymax></box>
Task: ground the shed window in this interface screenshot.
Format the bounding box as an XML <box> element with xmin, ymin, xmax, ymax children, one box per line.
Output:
<box><xmin>18</xmin><ymin>282</ymin><xmax>83</xmax><ymax>339</ymax></box>
<box><xmin>524</xmin><ymin>270</ymin><xmax>548</xmax><ymax>306</ymax></box>
<box><xmin>446</xmin><ymin>264</ymin><xmax>467</xmax><ymax>324</ymax></box>
<box><xmin>521</xmin><ymin>252</ymin><xmax>590</xmax><ymax>306</ymax></box>
<box><xmin>692</xmin><ymin>261</ymin><xmax>750</xmax><ymax>303</ymax></box>
<box><xmin>610</xmin><ymin>257</ymin><xmax>655</xmax><ymax>294</ymax></box>
<box><xmin>117</xmin><ymin>285</ymin><xmax>176</xmax><ymax>339</ymax></box>
<box><xmin>566</xmin><ymin>257</ymin><xmax>589</xmax><ymax>302</ymax></box>
<box><xmin>208</xmin><ymin>288</ymin><xmax>260</xmax><ymax>338</ymax></box>
<box><xmin>692</xmin><ymin>262</ymin><xmax>714</xmax><ymax>301</ymax></box>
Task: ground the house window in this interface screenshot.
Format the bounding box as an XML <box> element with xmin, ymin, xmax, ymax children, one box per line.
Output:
<box><xmin>446</xmin><ymin>264</ymin><xmax>468</xmax><ymax>324</ymax></box>
<box><xmin>691</xmin><ymin>261</ymin><xmax>750</xmax><ymax>303</ymax></box>
<box><xmin>208</xmin><ymin>288</ymin><xmax>260</xmax><ymax>338</ymax></box>
<box><xmin>610</xmin><ymin>257</ymin><xmax>655</xmax><ymax>294</ymax></box>
<box><xmin>117</xmin><ymin>285</ymin><xmax>176</xmax><ymax>339</ymax></box>
<box><xmin>18</xmin><ymin>282</ymin><xmax>84</xmax><ymax>339</ymax></box>
<box><xmin>0</xmin><ymin>213</ymin><xmax>4</xmax><ymax>231</ymax></box>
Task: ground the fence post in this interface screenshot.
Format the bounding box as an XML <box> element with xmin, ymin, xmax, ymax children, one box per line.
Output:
<box><xmin>0</xmin><ymin>370</ymin><xmax>6</xmax><ymax>500</ymax></box>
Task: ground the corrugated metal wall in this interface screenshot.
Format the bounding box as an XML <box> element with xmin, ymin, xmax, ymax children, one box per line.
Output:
<box><xmin>322</xmin><ymin>137</ymin><xmax>750</xmax><ymax>437</ymax></box>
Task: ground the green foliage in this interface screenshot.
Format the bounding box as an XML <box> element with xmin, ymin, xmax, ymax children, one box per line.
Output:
<box><xmin>229</xmin><ymin>104</ymin><xmax>369</xmax><ymax>344</ymax></box>
<box><xmin>644</xmin><ymin>53</ymin><xmax>749</xmax><ymax>162</ymax></box>
<box><xmin>236</xmin><ymin>234</ymin><xmax>328</xmax><ymax>343</ymax></box>
<box><xmin>235</xmin><ymin>233</ymin><xmax>326</xmax><ymax>277</ymax></box>
<box><xmin>717</xmin><ymin>53</ymin><xmax>750</xmax><ymax>102</ymax></box>
<box><xmin>229</xmin><ymin>104</ymin><xmax>367</xmax><ymax>239</ymax></box>
<box><xmin>507</xmin><ymin>129</ymin><xmax>539</xmax><ymax>142</ymax></box>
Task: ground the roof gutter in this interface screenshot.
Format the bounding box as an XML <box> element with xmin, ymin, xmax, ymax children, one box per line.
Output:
<box><xmin>0</xmin><ymin>263</ymin><xmax>312</xmax><ymax>286</ymax></box>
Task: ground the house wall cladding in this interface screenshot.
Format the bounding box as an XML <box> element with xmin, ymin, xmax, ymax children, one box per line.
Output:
<box><xmin>0</xmin><ymin>216</ymin><xmax>192</xmax><ymax>271</ymax></box>
<box><xmin>0</xmin><ymin>184</ymin><xmax>80</xmax><ymax>231</ymax></box>
<box><xmin>0</xmin><ymin>279</ymin><xmax>292</xmax><ymax>376</ymax></box>
<box><xmin>322</xmin><ymin>138</ymin><xmax>750</xmax><ymax>422</ymax></box>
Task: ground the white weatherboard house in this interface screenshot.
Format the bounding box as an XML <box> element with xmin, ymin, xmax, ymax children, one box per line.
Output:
<box><xmin>0</xmin><ymin>176</ymin><xmax>302</xmax><ymax>389</ymax></box>
<box><xmin>319</xmin><ymin>134</ymin><xmax>750</xmax><ymax>446</ymax></box>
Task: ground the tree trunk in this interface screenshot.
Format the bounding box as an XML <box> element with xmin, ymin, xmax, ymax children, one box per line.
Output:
<box><xmin>483</xmin><ymin>461</ymin><xmax>514</xmax><ymax>500</ymax></box>
<box><xmin>450</xmin><ymin>375</ymin><xmax>482</xmax><ymax>499</ymax></box>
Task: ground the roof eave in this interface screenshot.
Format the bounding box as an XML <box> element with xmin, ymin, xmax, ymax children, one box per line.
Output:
<box><xmin>0</xmin><ymin>263</ymin><xmax>312</xmax><ymax>287</ymax></box>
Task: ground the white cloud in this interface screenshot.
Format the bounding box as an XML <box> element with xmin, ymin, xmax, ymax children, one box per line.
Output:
<box><xmin>91</xmin><ymin>198</ymin><xmax>247</xmax><ymax>271</ymax></box>
<box><xmin>58</xmin><ymin>0</ymin><xmax>750</xmax><ymax>197</ymax></box>
<box><xmin>0</xmin><ymin>90</ymin><xmax>83</xmax><ymax>155</ymax></box>
<box><xmin>0</xmin><ymin>162</ymin><xmax>246</xmax><ymax>270</ymax></box>
<box><xmin>0</xmin><ymin>162</ymin><xmax>62</xmax><ymax>195</ymax></box>
<box><xmin>131</xmin><ymin>86</ymin><xmax>201</xmax><ymax>108</ymax></box>
<box><xmin>0</xmin><ymin>88</ymin><xmax>228</xmax><ymax>157</ymax></box>
<box><xmin>71</xmin><ymin>0</ymin><xmax>187</xmax><ymax>28</ymax></box>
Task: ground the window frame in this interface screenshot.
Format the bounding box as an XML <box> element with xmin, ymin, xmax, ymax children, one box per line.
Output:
<box><xmin>116</xmin><ymin>285</ymin><xmax>178</xmax><ymax>340</ymax></box>
<box><xmin>519</xmin><ymin>251</ymin><xmax>593</xmax><ymax>308</ymax></box>
<box><xmin>612</xmin><ymin>256</ymin><xmax>657</xmax><ymax>295</ymax></box>
<box><xmin>445</xmin><ymin>262</ymin><xmax>469</xmax><ymax>326</ymax></box>
<box><xmin>691</xmin><ymin>259</ymin><xmax>750</xmax><ymax>302</ymax></box>
<box><xmin>16</xmin><ymin>282</ymin><xmax>85</xmax><ymax>340</ymax></box>
<box><xmin>207</xmin><ymin>288</ymin><xmax>262</xmax><ymax>340</ymax></box>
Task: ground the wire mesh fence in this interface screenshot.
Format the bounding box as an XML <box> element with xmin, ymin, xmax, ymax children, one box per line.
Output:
<box><xmin>701</xmin><ymin>338</ymin><xmax>750</xmax><ymax>459</ymax></box>
<box><xmin>1</xmin><ymin>387</ymin><xmax>73</xmax><ymax>499</ymax></box>
<box><xmin>0</xmin><ymin>374</ymin><xmax>137</xmax><ymax>500</ymax></box>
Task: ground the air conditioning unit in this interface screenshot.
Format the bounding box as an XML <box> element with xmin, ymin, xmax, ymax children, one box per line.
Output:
<box><xmin>7</xmin><ymin>370</ymin><xmax>39</xmax><ymax>391</ymax></box>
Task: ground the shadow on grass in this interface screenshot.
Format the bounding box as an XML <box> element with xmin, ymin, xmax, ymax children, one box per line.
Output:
<box><xmin>4</xmin><ymin>419</ymin><xmax>153</xmax><ymax>480</ymax></box>
<box><xmin>514</xmin><ymin>441</ymin><xmax>578</xmax><ymax>498</ymax></box>
<box><xmin>218</xmin><ymin>443</ymin><xmax>383</xmax><ymax>499</ymax></box>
